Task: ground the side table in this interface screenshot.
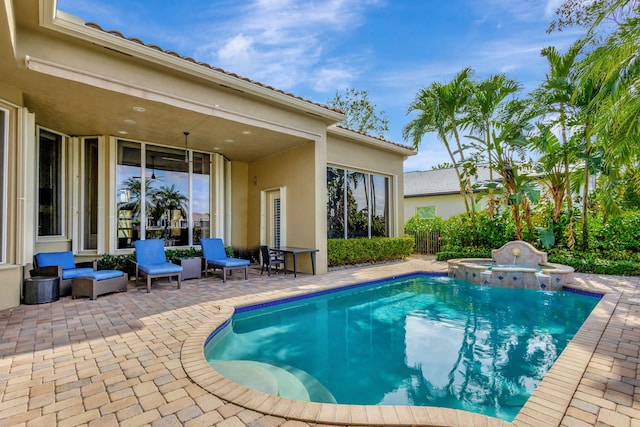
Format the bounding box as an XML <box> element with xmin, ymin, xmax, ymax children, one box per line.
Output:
<box><xmin>24</xmin><ymin>276</ymin><xmax>60</xmax><ymax>304</ymax></box>
<box><xmin>176</xmin><ymin>257</ymin><xmax>202</xmax><ymax>280</ymax></box>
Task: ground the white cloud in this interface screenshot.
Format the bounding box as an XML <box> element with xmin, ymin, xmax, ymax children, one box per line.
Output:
<box><xmin>544</xmin><ymin>0</ymin><xmax>565</xmax><ymax>19</ymax></box>
<box><xmin>189</xmin><ymin>0</ymin><xmax>382</xmax><ymax>91</ymax></box>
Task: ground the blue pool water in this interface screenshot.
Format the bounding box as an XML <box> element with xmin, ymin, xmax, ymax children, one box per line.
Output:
<box><xmin>204</xmin><ymin>273</ymin><xmax>600</xmax><ymax>421</ymax></box>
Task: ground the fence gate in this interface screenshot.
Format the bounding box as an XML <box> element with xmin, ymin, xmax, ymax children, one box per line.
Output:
<box><xmin>407</xmin><ymin>230</ymin><xmax>442</xmax><ymax>254</ymax></box>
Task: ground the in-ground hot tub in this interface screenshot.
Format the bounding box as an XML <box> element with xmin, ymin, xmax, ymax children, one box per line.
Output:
<box><xmin>447</xmin><ymin>241</ymin><xmax>574</xmax><ymax>290</ymax></box>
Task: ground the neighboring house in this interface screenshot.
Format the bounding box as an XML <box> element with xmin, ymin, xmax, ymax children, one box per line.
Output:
<box><xmin>404</xmin><ymin>166</ymin><xmax>495</xmax><ymax>223</ymax></box>
<box><xmin>0</xmin><ymin>0</ymin><xmax>415</xmax><ymax>310</ymax></box>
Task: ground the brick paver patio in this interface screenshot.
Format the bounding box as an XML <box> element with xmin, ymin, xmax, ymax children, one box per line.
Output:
<box><xmin>0</xmin><ymin>256</ymin><xmax>638</xmax><ymax>426</ymax></box>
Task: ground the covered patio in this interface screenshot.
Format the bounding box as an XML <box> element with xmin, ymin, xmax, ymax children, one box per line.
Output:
<box><xmin>0</xmin><ymin>257</ymin><xmax>638</xmax><ymax>426</ymax></box>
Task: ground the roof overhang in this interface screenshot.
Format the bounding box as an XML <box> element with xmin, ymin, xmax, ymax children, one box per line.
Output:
<box><xmin>327</xmin><ymin>125</ymin><xmax>416</xmax><ymax>158</ymax></box>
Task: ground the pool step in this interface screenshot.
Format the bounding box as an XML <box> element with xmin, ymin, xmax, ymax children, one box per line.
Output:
<box><xmin>209</xmin><ymin>360</ymin><xmax>336</xmax><ymax>403</ymax></box>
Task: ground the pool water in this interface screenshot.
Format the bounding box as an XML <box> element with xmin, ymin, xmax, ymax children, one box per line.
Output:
<box><xmin>204</xmin><ymin>274</ymin><xmax>600</xmax><ymax>421</ymax></box>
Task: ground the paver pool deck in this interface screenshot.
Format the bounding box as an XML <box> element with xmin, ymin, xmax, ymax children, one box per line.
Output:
<box><xmin>0</xmin><ymin>255</ymin><xmax>638</xmax><ymax>427</ymax></box>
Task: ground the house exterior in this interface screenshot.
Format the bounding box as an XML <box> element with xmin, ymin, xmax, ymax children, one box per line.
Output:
<box><xmin>404</xmin><ymin>166</ymin><xmax>494</xmax><ymax>223</ymax></box>
<box><xmin>0</xmin><ymin>0</ymin><xmax>414</xmax><ymax>310</ymax></box>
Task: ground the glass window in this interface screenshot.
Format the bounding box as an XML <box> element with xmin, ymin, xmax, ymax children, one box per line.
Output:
<box><xmin>192</xmin><ymin>152</ymin><xmax>210</xmax><ymax>244</ymax></box>
<box><xmin>83</xmin><ymin>138</ymin><xmax>99</xmax><ymax>250</ymax></box>
<box><xmin>327</xmin><ymin>167</ymin><xmax>346</xmax><ymax>238</ymax></box>
<box><xmin>371</xmin><ymin>175</ymin><xmax>389</xmax><ymax>236</ymax></box>
<box><xmin>416</xmin><ymin>206</ymin><xmax>436</xmax><ymax>220</ymax></box>
<box><xmin>327</xmin><ymin>167</ymin><xmax>390</xmax><ymax>239</ymax></box>
<box><xmin>145</xmin><ymin>146</ymin><xmax>189</xmax><ymax>245</ymax></box>
<box><xmin>38</xmin><ymin>129</ymin><xmax>63</xmax><ymax>237</ymax></box>
<box><xmin>347</xmin><ymin>171</ymin><xmax>369</xmax><ymax>238</ymax></box>
<box><xmin>116</xmin><ymin>140</ymin><xmax>212</xmax><ymax>249</ymax></box>
<box><xmin>0</xmin><ymin>109</ymin><xmax>6</xmax><ymax>261</ymax></box>
<box><xmin>116</xmin><ymin>141</ymin><xmax>142</xmax><ymax>249</ymax></box>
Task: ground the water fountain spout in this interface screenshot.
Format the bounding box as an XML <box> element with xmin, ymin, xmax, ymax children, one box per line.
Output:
<box><xmin>511</xmin><ymin>248</ymin><xmax>521</xmax><ymax>265</ymax></box>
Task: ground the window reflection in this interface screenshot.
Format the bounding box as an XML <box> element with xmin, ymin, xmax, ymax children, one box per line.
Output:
<box><xmin>145</xmin><ymin>146</ymin><xmax>189</xmax><ymax>245</ymax></box>
<box><xmin>326</xmin><ymin>167</ymin><xmax>390</xmax><ymax>239</ymax></box>
<box><xmin>38</xmin><ymin>130</ymin><xmax>63</xmax><ymax>236</ymax></box>
<box><xmin>116</xmin><ymin>141</ymin><xmax>142</xmax><ymax>249</ymax></box>
<box><xmin>116</xmin><ymin>140</ymin><xmax>211</xmax><ymax>249</ymax></box>
<box><xmin>347</xmin><ymin>171</ymin><xmax>368</xmax><ymax>238</ymax></box>
<box><xmin>192</xmin><ymin>152</ymin><xmax>210</xmax><ymax>245</ymax></box>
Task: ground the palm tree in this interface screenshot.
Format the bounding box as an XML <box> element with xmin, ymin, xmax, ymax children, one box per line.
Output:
<box><xmin>150</xmin><ymin>184</ymin><xmax>188</xmax><ymax>239</ymax></box>
<box><xmin>118</xmin><ymin>177</ymin><xmax>156</xmax><ymax>220</ymax></box>
<box><xmin>403</xmin><ymin>67</ymin><xmax>476</xmax><ymax>216</ymax></box>
<box><xmin>467</xmin><ymin>74</ymin><xmax>522</xmax><ymax>217</ymax></box>
<box><xmin>531</xmin><ymin>124</ymin><xmax>566</xmax><ymax>224</ymax></box>
<box><xmin>536</xmin><ymin>41</ymin><xmax>586</xmax><ymax>216</ymax></box>
<box><xmin>576</xmin><ymin>9</ymin><xmax>640</xmax><ymax>221</ymax></box>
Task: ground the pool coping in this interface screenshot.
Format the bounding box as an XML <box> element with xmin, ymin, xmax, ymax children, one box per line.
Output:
<box><xmin>180</xmin><ymin>272</ymin><xmax>618</xmax><ymax>427</ymax></box>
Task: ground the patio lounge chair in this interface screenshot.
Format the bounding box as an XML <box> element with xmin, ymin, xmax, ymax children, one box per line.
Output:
<box><xmin>133</xmin><ymin>239</ymin><xmax>183</xmax><ymax>293</ymax></box>
<box><xmin>31</xmin><ymin>251</ymin><xmax>97</xmax><ymax>297</ymax></box>
<box><xmin>260</xmin><ymin>245</ymin><xmax>287</xmax><ymax>276</ymax></box>
<box><xmin>201</xmin><ymin>238</ymin><xmax>250</xmax><ymax>283</ymax></box>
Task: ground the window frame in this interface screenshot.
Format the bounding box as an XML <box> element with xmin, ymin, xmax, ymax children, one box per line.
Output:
<box><xmin>0</xmin><ymin>106</ymin><xmax>8</xmax><ymax>262</ymax></box>
<box><xmin>36</xmin><ymin>126</ymin><xmax>66</xmax><ymax>241</ymax></box>
<box><xmin>115</xmin><ymin>138</ymin><xmax>213</xmax><ymax>250</ymax></box>
<box><xmin>326</xmin><ymin>165</ymin><xmax>392</xmax><ymax>239</ymax></box>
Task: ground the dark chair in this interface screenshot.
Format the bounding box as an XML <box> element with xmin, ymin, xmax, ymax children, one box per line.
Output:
<box><xmin>260</xmin><ymin>245</ymin><xmax>287</xmax><ymax>276</ymax></box>
<box><xmin>133</xmin><ymin>239</ymin><xmax>182</xmax><ymax>293</ymax></box>
<box><xmin>201</xmin><ymin>238</ymin><xmax>250</xmax><ymax>283</ymax></box>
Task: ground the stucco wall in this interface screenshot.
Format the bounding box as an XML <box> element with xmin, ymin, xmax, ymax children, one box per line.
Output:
<box><xmin>404</xmin><ymin>193</ymin><xmax>488</xmax><ymax>223</ymax></box>
<box><xmin>247</xmin><ymin>143</ymin><xmax>320</xmax><ymax>274</ymax></box>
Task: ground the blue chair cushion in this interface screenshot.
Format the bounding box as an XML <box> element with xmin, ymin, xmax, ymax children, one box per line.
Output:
<box><xmin>135</xmin><ymin>239</ymin><xmax>167</xmax><ymax>266</ymax></box>
<box><xmin>79</xmin><ymin>270</ymin><xmax>124</xmax><ymax>281</ymax></box>
<box><xmin>201</xmin><ymin>238</ymin><xmax>228</xmax><ymax>260</ymax></box>
<box><xmin>62</xmin><ymin>267</ymin><xmax>96</xmax><ymax>280</ymax></box>
<box><xmin>209</xmin><ymin>258</ymin><xmax>250</xmax><ymax>268</ymax></box>
<box><xmin>139</xmin><ymin>262</ymin><xmax>183</xmax><ymax>275</ymax></box>
<box><xmin>36</xmin><ymin>251</ymin><xmax>76</xmax><ymax>270</ymax></box>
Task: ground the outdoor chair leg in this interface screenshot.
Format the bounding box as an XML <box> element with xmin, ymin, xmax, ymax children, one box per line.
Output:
<box><xmin>147</xmin><ymin>276</ymin><xmax>151</xmax><ymax>293</ymax></box>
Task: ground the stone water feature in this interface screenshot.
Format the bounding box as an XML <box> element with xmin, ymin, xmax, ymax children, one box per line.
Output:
<box><xmin>447</xmin><ymin>240</ymin><xmax>574</xmax><ymax>290</ymax></box>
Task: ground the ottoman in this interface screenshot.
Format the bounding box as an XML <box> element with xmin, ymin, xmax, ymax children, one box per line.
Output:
<box><xmin>72</xmin><ymin>270</ymin><xmax>128</xmax><ymax>300</ymax></box>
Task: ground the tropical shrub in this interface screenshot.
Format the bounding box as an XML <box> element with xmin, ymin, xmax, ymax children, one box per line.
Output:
<box><xmin>548</xmin><ymin>249</ymin><xmax>640</xmax><ymax>276</ymax></box>
<box><xmin>440</xmin><ymin>211</ymin><xmax>514</xmax><ymax>251</ymax></box>
<box><xmin>327</xmin><ymin>237</ymin><xmax>414</xmax><ymax>267</ymax></box>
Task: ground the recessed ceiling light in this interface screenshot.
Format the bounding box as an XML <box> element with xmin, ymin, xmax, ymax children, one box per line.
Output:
<box><xmin>242</xmin><ymin>130</ymin><xmax>252</xmax><ymax>135</ymax></box>
<box><xmin>213</xmin><ymin>147</ymin><xmax>220</xmax><ymax>151</ymax></box>
<box><xmin>133</xmin><ymin>106</ymin><xmax>145</xmax><ymax>112</ymax></box>
<box><xmin>124</xmin><ymin>119</ymin><xmax>137</xmax><ymax>125</ymax></box>
<box><xmin>224</xmin><ymin>139</ymin><xmax>234</xmax><ymax>143</ymax></box>
<box><xmin>118</xmin><ymin>130</ymin><xmax>128</xmax><ymax>135</ymax></box>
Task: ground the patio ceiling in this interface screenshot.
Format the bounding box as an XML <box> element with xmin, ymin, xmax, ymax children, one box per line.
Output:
<box><xmin>20</xmin><ymin>71</ymin><xmax>312</xmax><ymax>163</ymax></box>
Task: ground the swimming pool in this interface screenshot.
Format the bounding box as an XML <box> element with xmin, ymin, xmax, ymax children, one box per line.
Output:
<box><xmin>204</xmin><ymin>273</ymin><xmax>600</xmax><ymax>421</ymax></box>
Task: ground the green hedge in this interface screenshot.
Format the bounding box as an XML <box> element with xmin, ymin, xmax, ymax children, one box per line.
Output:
<box><xmin>327</xmin><ymin>237</ymin><xmax>414</xmax><ymax>267</ymax></box>
<box><xmin>548</xmin><ymin>251</ymin><xmax>640</xmax><ymax>276</ymax></box>
<box><xmin>436</xmin><ymin>250</ymin><xmax>492</xmax><ymax>262</ymax></box>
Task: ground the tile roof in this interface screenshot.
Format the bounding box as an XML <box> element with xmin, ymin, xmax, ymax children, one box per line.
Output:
<box><xmin>404</xmin><ymin>165</ymin><xmax>496</xmax><ymax>196</ymax></box>
<box><xmin>334</xmin><ymin>125</ymin><xmax>415</xmax><ymax>152</ymax></box>
<box><xmin>84</xmin><ymin>22</ymin><xmax>343</xmax><ymax>115</ymax></box>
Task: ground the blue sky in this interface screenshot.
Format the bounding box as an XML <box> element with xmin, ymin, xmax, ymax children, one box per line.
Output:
<box><xmin>57</xmin><ymin>0</ymin><xmax>581</xmax><ymax>171</ymax></box>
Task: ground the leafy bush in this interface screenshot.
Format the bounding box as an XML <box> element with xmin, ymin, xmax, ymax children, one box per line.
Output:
<box><xmin>404</xmin><ymin>215</ymin><xmax>446</xmax><ymax>233</ymax></box>
<box><xmin>436</xmin><ymin>248</ymin><xmax>492</xmax><ymax>261</ymax></box>
<box><xmin>165</xmin><ymin>247</ymin><xmax>203</xmax><ymax>263</ymax></box>
<box><xmin>590</xmin><ymin>211</ymin><xmax>640</xmax><ymax>253</ymax></box>
<box><xmin>97</xmin><ymin>253</ymin><xmax>135</xmax><ymax>273</ymax></box>
<box><xmin>327</xmin><ymin>237</ymin><xmax>414</xmax><ymax>267</ymax></box>
<box><xmin>548</xmin><ymin>249</ymin><xmax>640</xmax><ymax>276</ymax></box>
<box><xmin>440</xmin><ymin>211</ymin><xmax>514</xmax><ymax>251</ymax></box>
